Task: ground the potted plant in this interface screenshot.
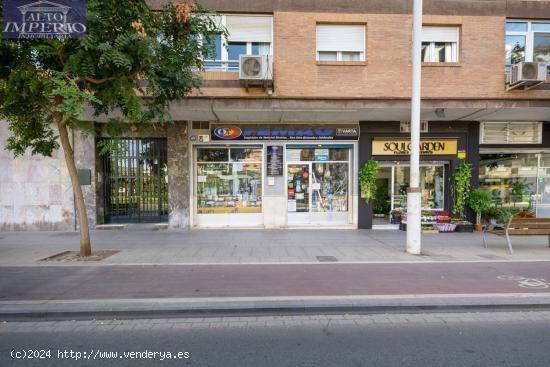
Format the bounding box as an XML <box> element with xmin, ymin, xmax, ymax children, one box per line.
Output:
<box><xmin>359</xmin><ymin>159</ymin><xmax>379</xmax><ymax>203</ymax></box>
<box><xmin>450</xmin><ymin>162</ymin><xmax>473</xmax><ymax>232</ymax></box>
<box><xmin>498</xmin><ymin>207</ymin><xmax>515</xmax><ymax>227</ymax></box>
<box><xmin>468</xmin><ymin>189</ymin><xmax>492</xmax><ymax>231</ymax></box>
<box><xmin>450</xmin><ymin>162</ymin><xmax>472</xmax><ymax>219</ymax></box>
<box><xmin>482</xmin><ymin>206</ymin><xmax>500</xmax><ymax>230</ymax></box>
<box><xmin>390</xmin><ymin>209</ymin><xmax>403</xmax><ymax>224</ymax></box>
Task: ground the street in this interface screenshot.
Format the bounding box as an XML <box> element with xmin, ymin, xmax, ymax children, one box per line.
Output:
<box><xmin>2</xmin><ymin>311</ymin><xmax>550</xmax><ymax>367</ymax></box>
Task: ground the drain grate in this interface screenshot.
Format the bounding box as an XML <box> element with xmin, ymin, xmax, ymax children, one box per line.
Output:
<box><xmin>316</xmin><ymin>256</ymin><xmax>338</xmax><ymax>262</ymax></box>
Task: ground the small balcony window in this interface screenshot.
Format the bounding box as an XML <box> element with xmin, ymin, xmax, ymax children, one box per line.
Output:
<box><xmin>203</xmin><ymin>15</ymin><xmax>273</xmax><ymax>72</ymax></box>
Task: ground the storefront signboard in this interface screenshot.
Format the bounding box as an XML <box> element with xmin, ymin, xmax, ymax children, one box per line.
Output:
<box><xmin>372</xmin><ymin>139</ymin><xmax>458</xmax><ymax>156</ymax></box>
<box><xmin>266</xmin><ymin>145</ymin><xmax>284</xmax><ymax>176</ymax></box>
<box><xmin>211</xmin><ymin>124</ymin><xmax>359</xmax><ymax>141</ymax></box>
<box><xmin>2</xmin><ymin>0</ymin><xmax>87</xmax><ymax>39</ymax></box>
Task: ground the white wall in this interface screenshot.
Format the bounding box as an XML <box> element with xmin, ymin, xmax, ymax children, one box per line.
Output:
<box><xmin>0</xmin><ymin>121</ymin><xmax>75</xmax><ymax>231</ymax></box>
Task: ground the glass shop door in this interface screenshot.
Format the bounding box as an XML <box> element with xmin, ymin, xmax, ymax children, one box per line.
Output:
<box><xmin>286</xmin><ymin>146</ymin><xmax>352</xmax><ymax>225</ymax></box>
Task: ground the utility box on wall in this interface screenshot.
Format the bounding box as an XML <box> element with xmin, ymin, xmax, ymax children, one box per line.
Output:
<box><xmin>77</xmin><ymin>169</ymin><xmax>92</xmax><ymax>186</ymax></box>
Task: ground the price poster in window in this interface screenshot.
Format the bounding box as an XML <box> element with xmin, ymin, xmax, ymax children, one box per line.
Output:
<box><xmin>267</xmin><ymin>146</ymin><xmax>284</xmax><ymax>176</ymax></box>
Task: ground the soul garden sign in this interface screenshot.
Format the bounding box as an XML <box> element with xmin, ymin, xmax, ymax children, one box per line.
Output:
<box><xmin>2</xmin><ymin>0</ymin><xmax>86</xmax><ymax>39</ymax></box>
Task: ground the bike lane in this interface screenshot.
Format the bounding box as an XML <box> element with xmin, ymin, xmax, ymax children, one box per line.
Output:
<box><xmin>1</xmin><ymin>262</ymin><xmax>550</xmax><ymax>301</ymax></box>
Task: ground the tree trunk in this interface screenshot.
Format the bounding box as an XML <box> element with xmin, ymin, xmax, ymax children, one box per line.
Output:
<box><xmin>57</xmin><ymin>121</ymin><xmax>92</xmax><ymax>257</ymax></box>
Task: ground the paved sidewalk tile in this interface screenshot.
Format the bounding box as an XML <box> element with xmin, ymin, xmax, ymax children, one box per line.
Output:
<box><xmin>1</xmin><ymin>229</ymin><xmax>550</xmax><ymax>266</ymax></box>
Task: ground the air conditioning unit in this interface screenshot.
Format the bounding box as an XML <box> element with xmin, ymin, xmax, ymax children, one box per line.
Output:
<box><xmin>239</xmin><ymin>55</ymin><xmax>273</xmax><ymax>83</ymax></box>
<box><xmin>508</xmin><ymin>62</ymin><xmax>548</xmax><ymax>91</ymax></box>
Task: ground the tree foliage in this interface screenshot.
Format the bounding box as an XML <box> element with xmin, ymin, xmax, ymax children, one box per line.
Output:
<box><xmin>0</xmin><ymin>0</ymin><xmax>225</xmax><ymax>156</ymax></box>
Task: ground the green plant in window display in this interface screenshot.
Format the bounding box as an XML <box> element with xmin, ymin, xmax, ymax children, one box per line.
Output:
<box><xmin>359</xmin><ymin>159</ymin><xmax>379</xmax><ymax>203</ymax></box>
<box><xmin>450</xmin><ymin>162</ymin><xmax>472</xmax><ymax>219</ymax></box>
<box><xmin>510</xmin><ymin>180</ymin><xmax>528</xmax><ymax>208</ymax></box>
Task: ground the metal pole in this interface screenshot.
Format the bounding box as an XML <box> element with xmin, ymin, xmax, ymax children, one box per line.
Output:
<box><xmin>406</xmin><ymin>0</ymin><xmax>423</xmax><ymax>255</ymax></box>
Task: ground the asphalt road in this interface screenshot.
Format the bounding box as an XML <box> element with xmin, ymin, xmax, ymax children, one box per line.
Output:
<box><xmin>2</xmin><ymin>311</ymin><xmax>550</xmax><ymax>367</ymax></box>
<box><xmin>1</xmin><ymin>262</ymin><xmax>550</xmax><ymax>300</ymax></box>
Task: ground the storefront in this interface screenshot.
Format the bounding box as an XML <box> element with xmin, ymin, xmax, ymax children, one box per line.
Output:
<box><xmin>358</xmin><ymin>121</ymin><xmax>479</xmax><ymax>229</ymax></box>
<box><xmin>479</xmin><ymin>150</ymin><xmax>550</xmax><ymax>217</ymax></box>
<box><xmin>189</xmin><ymin>123</ymin><xmax>359</xmax><ymax>228</ymax></box>
<box><xmin>477</xmin><ymin>121</ymin><xmax>550</xmax><ymax>218</ymax></box>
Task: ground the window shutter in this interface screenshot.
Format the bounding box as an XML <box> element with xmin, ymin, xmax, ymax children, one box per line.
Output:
<box><xmin>316</xmin><ymin>25</ymin><xmax>365</xmax><ymax>52</ymax></box>
<box><xmin>480</xmin><ymin>122</ymin><xmax>542</xmax><ymax>144</ymax></box>
<box><xmin>226</xmin><ymin>15</ymin><xmax>272</xmax><ymax>43</ymax></box>
<box><xmin>508</xmin><ymin>122</ymin><xmax>542</xmax><ymax>144</ymax></box>
<box><xmin>421</xmin><ymin>26</ymin><xmax>459</xmax><ymax>43</ymax></box>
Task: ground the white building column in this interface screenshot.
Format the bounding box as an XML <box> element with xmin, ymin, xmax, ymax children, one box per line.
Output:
<box><xmin>406</xmin><ymin>0</ymin><xmax>423</xmax><ymax>255</ymax></box>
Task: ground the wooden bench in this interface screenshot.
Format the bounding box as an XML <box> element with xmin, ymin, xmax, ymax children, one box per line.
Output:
<box><xmin>484</xmin><ymin>217</ymin><xmax>550</xmax><ymax>254</ymax></box>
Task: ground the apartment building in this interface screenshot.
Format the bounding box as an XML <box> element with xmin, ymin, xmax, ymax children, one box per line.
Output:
<box><xmin>1</xmin><ymin>0</ymin><xmax>550</xmax><ymax>231</ymax></box>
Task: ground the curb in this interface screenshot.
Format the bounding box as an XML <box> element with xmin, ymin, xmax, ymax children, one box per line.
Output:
<box><xmin>2</xmin><ymin>294</ymin><xmax>550</xmax><ymax>321</ymax></box>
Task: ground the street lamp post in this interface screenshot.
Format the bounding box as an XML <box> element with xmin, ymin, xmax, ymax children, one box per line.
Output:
<box><xmin>406</xmin><ymin>0</ymin><xmax>423</xmax><ymax>255</ymax></box>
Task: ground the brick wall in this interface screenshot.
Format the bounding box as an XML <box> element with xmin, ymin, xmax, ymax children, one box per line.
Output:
<box><xmin>197</xmin><ymin>11</ymin><xmax>550</xmax><ymax>100</ymax></box>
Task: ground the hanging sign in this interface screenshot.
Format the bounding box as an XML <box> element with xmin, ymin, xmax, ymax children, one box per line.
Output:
<box><xmin>2</xmin><ymin>0</ymin><xmax>87</xmax><ymax>39</ymax></box>
<box><xmin>372</xmin><ymin>139</ymin><xmax>458</xmax><ymax>156</ymax></box>
<box><xmin>211</xmin><ymin>124</ymin><xmax>359</xmax><ymax>141</ymax></box>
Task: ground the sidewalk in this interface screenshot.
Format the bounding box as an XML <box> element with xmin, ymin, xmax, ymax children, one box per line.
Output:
<box><xmin>1</xmin><ymin>228</ymin><xmax>550</xmax><ymax>266</ymax></box>
<box><xmin>2</xmin><ymin>229</ymin><xmax>550</xmax><ymax>319</ymax></box>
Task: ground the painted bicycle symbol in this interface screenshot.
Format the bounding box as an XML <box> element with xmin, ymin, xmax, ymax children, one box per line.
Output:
<box><xmin>497</xmin><ymin>275</ymin><xmax>550</xmax><ymax>289</ymax></box>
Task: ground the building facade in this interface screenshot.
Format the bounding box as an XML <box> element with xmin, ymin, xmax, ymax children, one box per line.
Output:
<box><xmin>2</xmin><ymin>0</ymin><xmax>550</xmax><ymax>230</ymax></box>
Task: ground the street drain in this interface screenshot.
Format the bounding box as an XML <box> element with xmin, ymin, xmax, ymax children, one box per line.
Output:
<box><xmin>316</xmin><ymin>256</ymin><xmax>338</xmax><ymax>262</ymax></box>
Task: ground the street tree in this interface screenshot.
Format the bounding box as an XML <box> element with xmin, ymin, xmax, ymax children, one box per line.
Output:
<box><xmin>0</xmin><ymin>0</ymin><xmax>224</xmax><ymax>256</ymax></box>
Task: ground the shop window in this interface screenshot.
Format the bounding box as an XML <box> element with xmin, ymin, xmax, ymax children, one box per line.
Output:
<box><xmin>421</xmin><ymin>26</ymin><xmax>459</xmax><ymax>63</ymax></box>
<box><xmin>480</xmin><ymin>122</ymin><xmax>542</xmax><ymax>144</ymax></box>
<box><xmin>479</xmin><ymin>153</ymin><xmax>538</xmax><ymax>211</ymax></box>
<box><xmin>203</xmin><ymin>15</ymin><xmax>273</xmax><ymax>71</ymax></box>
<box><xmin>505</xmin><ymin>20</ymin><xmax>550</xmax><ymax>73</ymax></box>
<box><xmin>196</xmin><ymin>147</ymin><xmax>262</xmax><ymax>214</ymax></box>
<box><xmin>316</xmin><ymin>24</ymin><xmax>365</xmax><ymax>62</ymax></box>
<box><xmin>286</xmin><ymin>147</ymin><xmax>350</xmax><ymax>213</ymax></box>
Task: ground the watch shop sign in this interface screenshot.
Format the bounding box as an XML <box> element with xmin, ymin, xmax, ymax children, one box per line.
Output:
<box><xmin>2</xmin><ymin>0</ymin><xmax>86</xmax><ymax>39</ymax></box>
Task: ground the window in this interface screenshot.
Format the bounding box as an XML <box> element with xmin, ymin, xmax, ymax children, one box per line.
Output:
<box><xmin>480</xmin><ymin>122</ymin><xmax>543</xmax><ymax>144</ymax></box>
<box><xmin>421</xmin><ymin>26</ymin><xmax>459</xmax><ymax>63</ymax></box>
<box><xmin>204</xmin><ymin>15</ymin><xmax>273</xmax><ymax>71</ymax></box>
<box><xmin>400</xmin><ymin>121</ymin><xmax>429</xmax><ymax>133</ymax></box>
<box><xmin>196</xmin><ymin>147</ymin><xmax>262</xmax><ymax>214</ymax></box>
<box><xmin>316</xmin><ymin>24</ymin><xmax>365</xmax><ymax>62</ymax></box>
<box><xmin>506</xmin><ymin>20</ymin><xmax>550</xmax><ymax>73</ymax></box>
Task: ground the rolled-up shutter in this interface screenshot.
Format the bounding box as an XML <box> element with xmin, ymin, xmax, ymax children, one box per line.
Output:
<box><xmin>316</xmin><ymin>24</ymin><xmax>365</xmax><ymax>52</ymax></box>
<box><xmin>421</xmin><ymin>26</ymin><xmax>459</xmax><ymax>43</ymax></box>
<box><xmin>226</xmin><ymin>15</ymin><xmax>272</xmax><ymax>43</ymax></box>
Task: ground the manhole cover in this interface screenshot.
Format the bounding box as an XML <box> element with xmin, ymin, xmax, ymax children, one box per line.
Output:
<box><xmin>477</xmin><ymin>254</ymin><xmax>508</xmax><ymax>260</ymax></box>
<box><xmin>316</xmin><ymin>256</ymin><xmax>338</xmax><ymax>262</ymax></box>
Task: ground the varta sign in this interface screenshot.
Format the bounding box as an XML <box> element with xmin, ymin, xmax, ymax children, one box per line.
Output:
<box><xmin>2</xmin><ymin>0</ymin><xmax>86</xmax><ymax>39</ymax></box>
